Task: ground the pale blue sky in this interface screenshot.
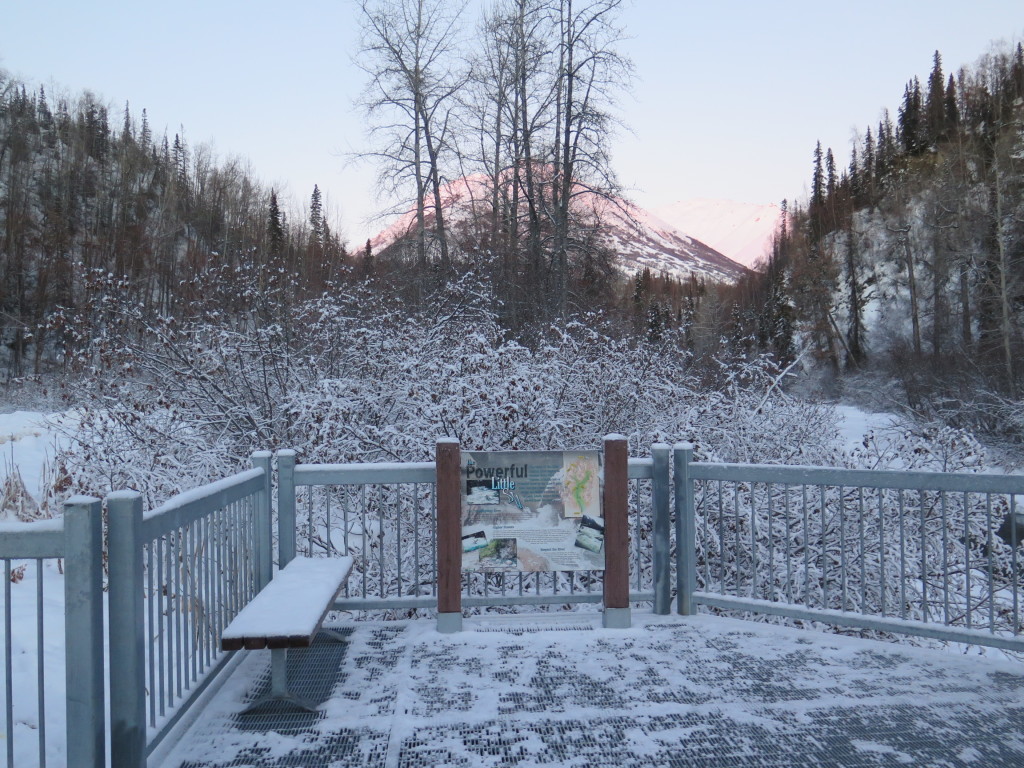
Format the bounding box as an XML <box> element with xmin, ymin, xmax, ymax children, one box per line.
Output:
<box><xmin>2</xmin><ymin>1</ymin><xmax>1021</xmax><ymax>245</ymax></box>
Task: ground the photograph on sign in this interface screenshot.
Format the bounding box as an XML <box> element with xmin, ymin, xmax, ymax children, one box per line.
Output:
<box><xmin>461</xmin><ymin>450</ymin><xmax>603</xmax><ymax>572</ymax></box>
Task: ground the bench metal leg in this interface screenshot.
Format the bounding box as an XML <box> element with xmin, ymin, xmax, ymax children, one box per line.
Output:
<box><xmin>240</xmin><ymin>648</ymin><xmax>318</xmax><ymax>715</ymax></box>
<box><xmin>318</xmin><ymin>628</ymin><xmax>348</xmax><ymax>644</ymax></box>
<box><xmin>270</xmin><ymin>648</ymin><xmax>289</xmax><ymax>698</ymax></box>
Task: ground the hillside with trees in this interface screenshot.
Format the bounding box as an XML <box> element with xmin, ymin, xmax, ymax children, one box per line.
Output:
<box><xmin>732</xmin><ymin>42</ymin><xmax>1024</xmax><ymax>447</ymax></box>
<box><xmin>0</xmin><ymin>74</ymin><xmax>347</xmax><ymax>380</ymax></box>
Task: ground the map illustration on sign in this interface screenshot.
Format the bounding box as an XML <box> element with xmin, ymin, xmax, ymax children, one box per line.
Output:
<box><xmin>461</xmin><ymin>450</ymin><xmax>604</xmax><ymax>572</ymax></box>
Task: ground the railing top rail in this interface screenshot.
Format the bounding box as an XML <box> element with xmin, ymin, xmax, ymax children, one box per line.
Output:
<box><xmin>628</xmin><ymin>456</ymin><xmax>654</xmax><ymax>479</ymax></box>
<box><xmin>294</xmin><ymin>455</ymin><xmax>656</xmax><ymax>487</ymax></box>
<box><xmin>139</xmin><ymin>467</ymin><xmax>265</xmax><ymax>540</ymax></box>
<box><xmin>0</xmin><ymin>517</ymin><xmax>65</xmax><ymax>559</ymax></box>
<box><xmin>690</xmin><ymin>461</ymin><xmax>1024</xmax><ymax>495</ymax></box>
<box><xmin>295</xmin><ymin>461</ymin><xmax>436</xmax><ymax>486</ymax></box>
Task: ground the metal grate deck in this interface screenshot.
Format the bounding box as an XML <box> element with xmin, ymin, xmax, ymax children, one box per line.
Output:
<box><xmin>161</xmin><ymin>615</ymin><xmax>1024</xmax><ymax>768</ymax></box>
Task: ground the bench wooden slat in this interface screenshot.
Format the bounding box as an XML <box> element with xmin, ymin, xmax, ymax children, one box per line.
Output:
<box><xmin>221</xmin><ymin>556</ymin><xmax>354</xmax><ymax>652</ymax></box>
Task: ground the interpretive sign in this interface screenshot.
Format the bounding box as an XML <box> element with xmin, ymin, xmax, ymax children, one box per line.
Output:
<box><xmin>461</xmin><ymin>450</ymin><xmax>604</xmax><ymax>572</ymax></box>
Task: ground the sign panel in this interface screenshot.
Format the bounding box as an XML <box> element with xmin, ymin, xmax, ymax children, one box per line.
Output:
<box><xmin>461</xmin><ymin>450</ymin><xmax>604</xmax><ymax>572</ymax></box>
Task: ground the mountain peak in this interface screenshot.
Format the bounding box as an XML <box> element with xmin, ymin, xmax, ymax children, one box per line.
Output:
<box><xmin>370</xmin><ymin>176</ymin><xmax>749</xmax><ymax>285</ymax></box>
<box><xmin>652</xmin><ymin>199</ymin><xmax>783</xmax><ymax>269</ymax></box>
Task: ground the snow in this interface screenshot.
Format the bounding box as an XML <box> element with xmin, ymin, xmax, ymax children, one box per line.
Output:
<box><xmin>222</xmin><ymin>556</ymin><xmax>354</xmax><ymax>644</ymax></box>
<box><xmin>652</xmin><ymin>199</ymin><xmax>783</xmax><ymax>269</ymax></box>
<box><xmin>160</xmin><ymin>612</ymin><xmax>1024</xmax><ymax>767</ymax></box>
<box><xmin>0</xmin><ymin>410</ymin><xmax>73</xmax><ymax>500</ymax></box>
<box><xmin>143</xmin><ymin>468</ymin><xmax>264</xmax><ymax>522</ymax></box>
<box><xmin>1</xmin><ymin>403</ymin><xmax>1021</xmax><ymax>766</ymax></box>
<box><xmin>833</xmin><ymin>404</ymin><xmax>902</xmax><ymax>452</ymax></box>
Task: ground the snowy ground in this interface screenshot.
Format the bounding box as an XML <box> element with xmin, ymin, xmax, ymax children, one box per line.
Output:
<box><xmin>0</xmin><ymin>409</ymin><xmax>79</xmax><ymax>510</ymax></box>
<box><xmin>832</xmin><ymin>404</ymin><xmax>903</xmax><ymax>451</ymax></box>
<box><xmin>0</xmin><ymin>403</ymin><xmax>1015</xmax><ymax>767</ymax></box>
<box><xmin>157</xmin><ymin>612</ymin><xmax>1024</xmax><ymax>767</ymax></box>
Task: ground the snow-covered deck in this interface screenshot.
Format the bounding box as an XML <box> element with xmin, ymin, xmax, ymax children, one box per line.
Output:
<box><xmin>156</xmin><ymin>612</ymin><xmax>1024</xmax><ymax>767</ymax></box>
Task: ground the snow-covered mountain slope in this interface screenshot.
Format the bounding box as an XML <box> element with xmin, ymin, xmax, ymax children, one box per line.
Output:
<box><xmin>594</xmin><ymin>198</ymin><xmax>749</xmax><ymax>284</ymax></box>
<box><xmin>370</xmin><ymin>176</ymin><xmax>749</xmax><ymax>285</ymax></box>
<box><xmin>652</xmin><ymin>199</ymin><xmax>782</xmax><ymax>269</ymax></box>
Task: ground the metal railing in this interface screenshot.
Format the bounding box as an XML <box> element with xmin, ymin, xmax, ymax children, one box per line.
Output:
<box><xmin>675</xmin><ymin>443</ymin><xmax>1024</xmax><ymax>652</ymax></box>
<box><xmin>106</xmin><ymin>453</ymin><xmax>272</xmax><ymax>768</ymax></box>
<box><xmin>278</xmin><ymin>444</ymin><xmax>673</xmax><ymax>616</ymax></box>
<box><xmin>0</xmin><ymin>498</ymin><xmax>104</xmax><ymax>768</ymax></box>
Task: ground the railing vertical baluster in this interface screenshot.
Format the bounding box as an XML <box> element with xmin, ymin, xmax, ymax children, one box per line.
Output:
<box><xmin>987</xmin><ymin>493</ymin><xmax>994</xmax><ymax>632</ymax></box>
<box><xmin>733</xmin><ymin>482</ymin><xmax>741</xmax><ymax>596</ymax></box>
<box><xmin>750</xmin><ymin>483</ymin><xmax>757</xmax><ymax>600</ymax></box>
<box><xmin>898</xmin><ymin>489</ymin><xmax>907</xmax><ymax>620</ymax></box>
<box><xmin>413</xmin><ymin>483</ymin><xmax>421</xmax><ymax>597</ymax></box>
<box><xmin>378</xmin><ymin>486</ymin><xmax>386</xmax><ymax>599</ymax></box>
<box><xmin>147</xmin><ymin>543</ymin><xmax>156</xmax><ymax>727</ymax></box>
<box><xmin>326</xmin><ymin>491</ymin><xmax>333</xmax><ymax>554</ymax></box>
<box><xmin>157</xmin><ymin>536</ymin><xmax>166</xmax><ymax>716</ymax></box>
<box><xmin>718</xmin><ymin>481</ymin><xmax>725</xmax><ymax>594</ymax></box>
<box><xmin>1012</xmin><ymin>495</ymin><xmax>1019</xmax><ymax>635</ymax></box>
<box><xmin>188</xmin><ymin>521</ymin><xmax>197</xmax><ymax>684</ymax></box>
<box><xmin>174</xmin><ymin>527</ymin><xmax>183</xmax><ymax>700</ymax></box>
<box><xmin>361</xmin><ymin>485</ymin><xmax>368</xmax><ymax>599</ymax></box>
<box><xmin>802</xmin><ymin>485</ymin><xmax>809</xmax><ymax>607</ymax></box>
<box><xmin>200</xmin><ymin>515</ymin><xmax>208</xmax><ymax>671</ymax></box>
<box><xmin>941</xmin><ymin>491</ymin><xmax>949</xmax><ymax>625</ymax></box>
<box><xmin>35</xmin><ymin>559</ymin><xmax>45</xmax><ymax>768</ymax></box>
<box><xmin>397</xmin><ymin>485</ymin><xmax>404</xmax><ymax>600</ymax></box>
<box><xmin>5</xmin><ymin>558</ymin><xmax>14</xmax><ymax>768</ymax></box>
<box><xmin>430</xmin><ymin>484</ymin><xmax>437</xmax><ymax>598</ymax></box>
<box><xmin>878</xmin><ymin>488</ymin><xmax>886</xmax><ymax>617</ymax></box>
<box><xmin>784</xmin><ymin>484</ymin><xmax>793</xmax><ymax>604</ymax></box>
<box><xmin>699</xmin><ymin>483</ymin><xmax>709</xmax><ymax>591</ymax></box>
<box><xmin>839</xmin><ymin>486</ymin><xmax>847</xmax><ymax>612</ymax></box>
<box><xmin>767</xmin><ymin>483</ymin><xmax>774</xmax><ymax>602</ymax></box>
<box><xmin>633</xmin><ymin>481</ymin><xmax>641</xmax><ymax>591</ymax></box>
<box><xmin>920</xmin><ymin>489</ymin><xmax>929</xmax><ymax>622</ymax></box>
<box><xmin>819</xmin><ymin>485</ymin><xmax>828</xmax><ymax>610</ymax></box>
<box><xmin>858</xmin><ymin>487</ymin><xmax>866</xmax><ymax>614</ymax></box>
<box><xmin>964</xmin><ymin>492</ymin><xmax>972</xmax><ymax>630</ymax></box>
<box><xmin>307</xmin><ymin>489</ymin><xmax>314</xmax><ymax>557</ymax></box>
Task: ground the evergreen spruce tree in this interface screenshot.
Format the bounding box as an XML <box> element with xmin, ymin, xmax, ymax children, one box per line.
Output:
<box><xmin>309</xmin><ymin>184</ymin><xmax>324</xmax><ymax>249</ymax></box>
<box><xmin>140</xmin><ymin>108</ymin><xmax>151</xmax><ymax>149</ymax></box>
<box><xmin>925</xmin><ymin>51</ymin><xmax>946</xmax><ymax>143</ymax></box>
<box><xmin>898</xmin><ymin>77</ymin><xmax>923</xmax><ymax>154</ymax></box>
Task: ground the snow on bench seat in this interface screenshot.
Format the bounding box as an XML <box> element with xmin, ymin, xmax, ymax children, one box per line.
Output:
<box><xmin>221</xmin><ymin>556</ymin><xmax>354</xmax><ymax>651</ymax></box>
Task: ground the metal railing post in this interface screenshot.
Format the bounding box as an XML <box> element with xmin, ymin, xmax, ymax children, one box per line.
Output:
<box><xmin>277</xmin><ymin>450</ymin><xmax>297</xmax><ymax>568</ymax></box>
<box><xmin>651</xmin><ymin>443</ymin><xmax>672</xmax><ymax>615</ymax></box>
<box><xmin>63</xmin><ymin>496</ymin><xmax>105</xmax><ymax>768</ymax></box>
<box><xmin>674</xmin><ymin>443</ymin><xmax>697</xmax><ymax>615</ymax></box>
<box><xmin>107</xmin><ymin>490</ymin><xmax>146</xmax><ymax>768</ymax></box>
<box><xmin>603</xmin><ymin>434</ymin><xmax>631</xmax><ymax>628</ymax></box>
<box><xmin>436</xmin><ymin>438</ymin><xmax>462</xmax><ymax>632</ymax></box>
<box><xmin>251</xmin><ymin>451</ymin><xmax>274</xmax><ymax>590</ymax></box>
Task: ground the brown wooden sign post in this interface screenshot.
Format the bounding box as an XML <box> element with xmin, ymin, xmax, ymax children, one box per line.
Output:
<box><xmin>602</xmin><ymin>434</ymin><xmax>631</xmax><ymax>628</ymax></box>
<box><xmin>436</xmin><ymin>438</ymin><xmax>463</xmax><ymax>632</ymax></box>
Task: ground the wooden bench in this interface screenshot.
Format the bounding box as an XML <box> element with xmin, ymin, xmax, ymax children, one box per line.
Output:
<box><xmin>222</xmin><ymin>555</ymin><xmax>354</xmax><ymax>712</ymax></box>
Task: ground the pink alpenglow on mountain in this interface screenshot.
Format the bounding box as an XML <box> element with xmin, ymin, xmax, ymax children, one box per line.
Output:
<box><xmin>369</xmin><ymin>175</ymin><xmax>749</xmax><ymax>285</ymax></box>
<box><xmin>652</xmin><ymin>199</ymin><xmax>783</xmax><ymax>269</ymax></box>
